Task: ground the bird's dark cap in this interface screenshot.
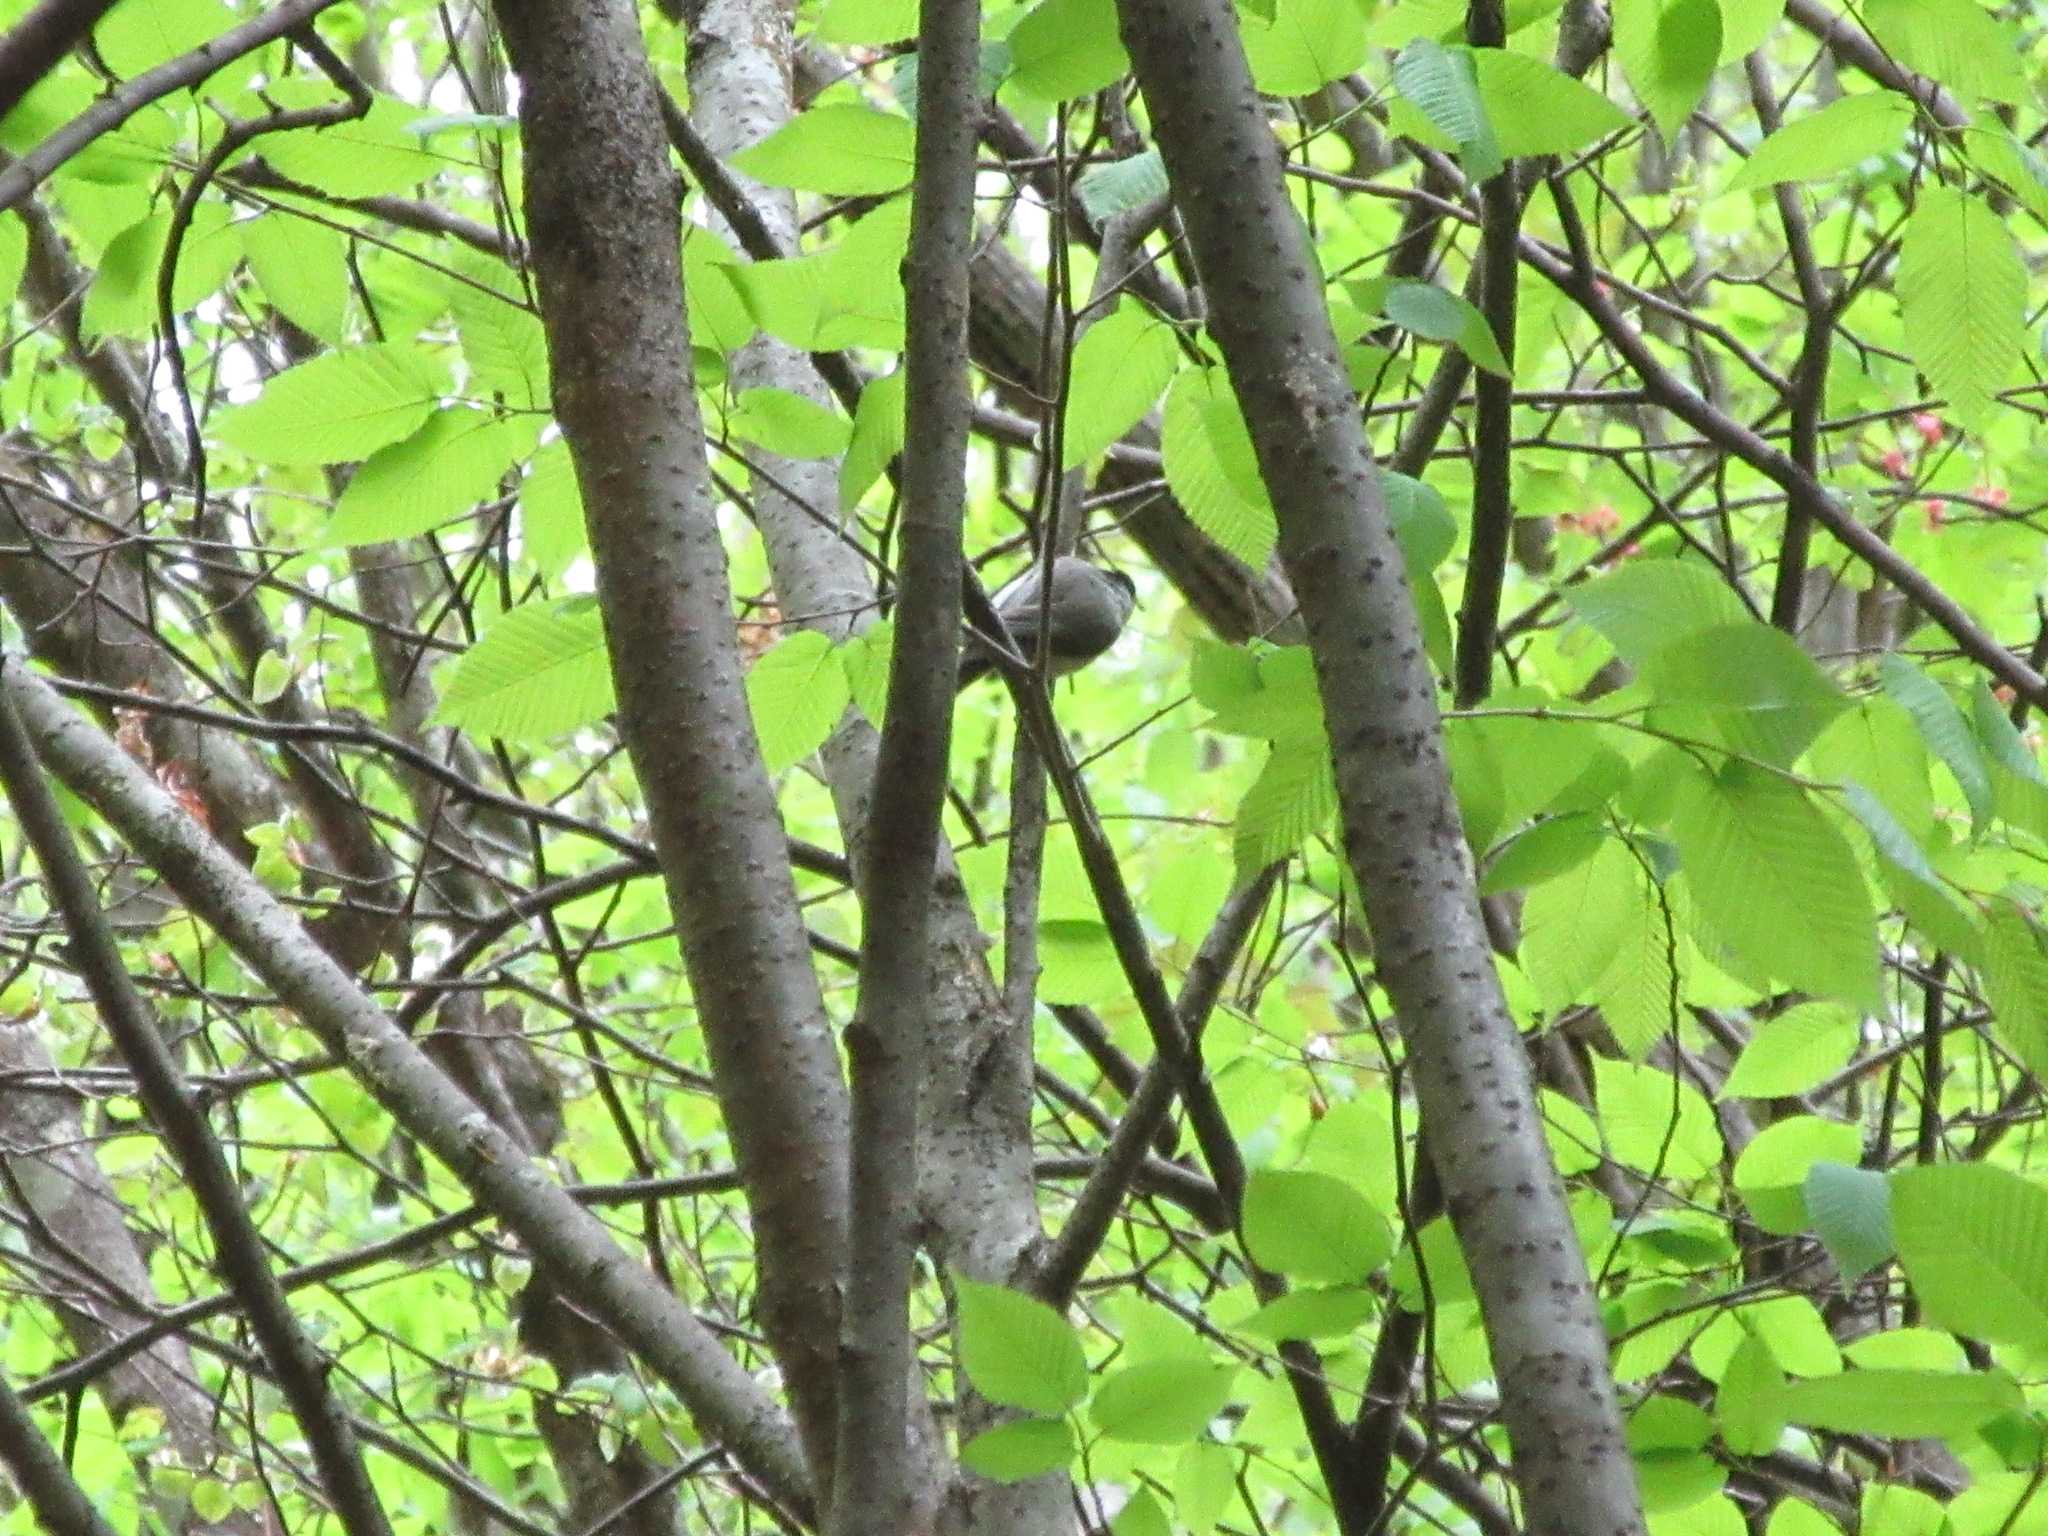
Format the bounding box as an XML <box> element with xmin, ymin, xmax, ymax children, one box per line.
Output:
<box><xmin>1103</xmin><ymin>567</ymin><xmax>1137</xmax><ymax>601</ymax></box>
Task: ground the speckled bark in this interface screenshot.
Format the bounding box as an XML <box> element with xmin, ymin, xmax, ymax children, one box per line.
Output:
<box><xmin>684</xmin><ymin>9</ymin><xmax>1066</xmax><ymax>1531</ymax></box>
<box><xmin>1110</xmin><ymin>2</ymin><xmax>1644</xmax><ymax>1531</ymax></box>
<box><xmin>487</xmin><ymin>0</ymin><xmax>850</xmax><ymax>1490</ymax></box>
<box><xmin>1</xmin><ymin>658</ymin><xmax>815</xmax><ymax>1522</ymax></box>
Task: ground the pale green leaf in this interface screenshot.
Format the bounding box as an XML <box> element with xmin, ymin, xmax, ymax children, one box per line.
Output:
<box><xmin>433</xmin><ymin>603</ymin><xmax>614</xmax><ymax>741</ymax></box>
<box><xmin>1568</xmin><ymin>558</ymin><xmax>1750</xmax><ymax>667</ymax></box>
<box><xmin>256</xmin><ymin>86</ymin><xmax>441</xmax><ymax>199</ymax></box>
<box><xmin>1075</xmin><ymin>150</ymin><xmax>1169</xmax><ymax>223</ymax></box>
<box><xmin>1009</xmin><ymin>0</ymin><xmax>1128</xmax><ymax>100</ymax></box>
<box><xmin>1241</xmin><ymin>1169</ymin><xmax>1392</xmax><ymax>1284</ymax></box>
<box><xmin>519</xmin><ymin>438</ymin><xmax>588</xmax><ymax>576</ymax></box>
<box><xmin>1897</xmin><ymin>187</ymin><xmax>2025</xmax><ymax>430</ymax></box>
<box><xmin>1803</xmin><ymin>1161</ymin><xmax>1893</xmax><ymax>1280</ymax></box>
<box><xmin>1242</xmin><ymin>0</ymin><xmax>1370</xmax><ymax>96</ymax></box>
<box><xmin>1476</xmin><ymin>48</ymin><xmax>1633</xmax><ymax>159</ymax></box>
<box><xmin>1640</xmin><ymin>621</ymin><xmax>1848</xmax><ymax>766</ymax></box>
<box><xmin>1864</xmin><ymin>0</ymin><xmax>2025</xmax><ymax>105</ymax></box>
<box><xmin>746</xmin><ymin>630</ymin><xmax>851</xmax><ymax>773</ymax></box>
<box><xmin>1733</xmin><ymin>1115</ymin><xmax>1861</xmax><ymax>1234</ymax></box>
<box><xmin>1725</xmin><ymin>93</ymin><xmax>1912</xmax><ymax>194</ymax></box>
<box><xmin>1878</xmin><ymin>655</ymin><xmax>1991</xmax><ymax>829</ymax></box>
<box><xmin>1062</xmin><ymin>306</ymin><xmax>1182</xmax><ymax>468</ymax></box>
<box><xmin>1232</xmin><ymin>743</ymin><xmax>1336</xmax><ymax>879</ymax></box>
<box><xmin>1174</xmin><ymin>1442</ymin><xmax>1235</xmax><ymax>1536</ymax></box>
<box><xmin>1721</xmin><ymin>1002</ymin><xmax>1857</xmax><ymax>1099</ymax></box>
<box><xmin>1234</xmin><ymin>1286</ymin><xmax>1375</xmax><ymax>1342</ymax></box>
<box><xmin>1111</xmin><ymin>1487</ymin><xmax>1171</xmax><ymax>1536</ymax></box>
<box><xmin>1383</xmin><ymin>279</ymin><xmax>1511</xmax><ymax>377</ymax></box>
<box><xmin>1778</xmin><ymin>1369</ymin><xmax>2021</xmax><ymax>1438</ymax></box>
<box><xmin>959</xmin><ymin>1418</ymin><xmax>1076</xmax><ymax>1483</ymax></box>
<box><xmin>241</xmin><ymin>214</ymin><xmax>350</xmax><ymax>344</ymax></box>
<box><xmin>729</xmin><ymin>387</ymin><xmax>852</xmax><ymax>460</ymax></box>
<box><xmin>1394</xmin><ymin>39</ymin><xmax>1502</xmax><ymax>181</ymax></box>
<box><xmin>96</xmin><ymin>0</ymin><xmax>228</xmax><ymax>77</ymax></box>
<box><xmin>1613</xmin><ymin>0</ymin><xmax>1721</xmax><ymax>145</ymax></box>
<box><xmin>1980</xmin><ymin>902</ymin><xmax>2048</xmax><ymax>1082</ymax></box>
<box><xmin>956</xmin><ymin>1281</ymin><xmax>1089</xmax><ymax>1416</ymax></box>
<box><xmin>815</xmin><ymin>0</ymin><xmax>919</xmax><ymax>44</ymax></box>
<box><xmin>329</xmin><ymin>407</ymin><xmax>531</xmax><ymax>546</ymax></box>
<box><xmin>214</xmin><ymin>343</ymin><xmax>445</xmax><ymax>467</ymax></box>
<box><xmin>1161</xmin><ymin>368</ymin><xmax>1277</xmax><ymax>569</ymax></box>
<box><xmin>731</xmin><ymin>105</ymin><xmax>914</xmax><ymax>195</ymax></box>
<box><xmin>1673</xmin><ymin>764</ymin><xmax>1880</xmax><ymax>1008</ymax></box>
<box><xmin>840</xmin><ymin>368</ymin><xmax>906</xmax><ymax>510</ymax></box>
<box><xmin>1892</xmin><ymin>1163</ymin><xmax>2048</xmax><ymax>1354</ymax></box>
<box><xmin>1090</xmin><ymin>1359</ymin><xmax>1238</xmax><ymax>1443</ymax></box>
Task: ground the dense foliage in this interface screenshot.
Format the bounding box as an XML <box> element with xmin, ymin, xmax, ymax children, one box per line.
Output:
<box><xmin>0</xmin><ymin>0</ymin><xmax>2046</xmax><ymax>1533</ymax></box>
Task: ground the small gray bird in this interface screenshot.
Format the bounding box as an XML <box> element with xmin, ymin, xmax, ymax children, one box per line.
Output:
<box><xmin>958</xmin><ymin>556</ymin><xmax>1137</xmax><ymax>691</ymax></box>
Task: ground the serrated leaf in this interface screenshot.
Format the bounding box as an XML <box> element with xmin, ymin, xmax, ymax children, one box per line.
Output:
<box><xmin>519</xmin><ymin>438</ymin><xmax>587</xmax><ymax>576</ymax></box>
<box><xmin>729</xmin><ymin>386</ymin><xmax>852</xmax><ymax>460</ymax></box>
<box><xmin>1802</xmin><ymin>1161</ymin><xmax>1893</xmax><ymax>1280</ymax></box>
<box><xmin>241</xmin><ymin>214</ymin><xmax>350</xmax><ymax>343</ymax></box>
<box><xmin>959</xmin><ymin>1417</ymin><xmax>1076</xmax><ymax>1482</ymax></box>
<box><xmin>1734</xmin><ymin>1115</ymin><xmax>1862</xmax><ymax>1234</ymax></box>
<box><xmin>1241</xmin><ymin>1169</ymin><xmax>1392</xmax><ymax>1284</ymax></box>
<box><xmin>96</xmin><ymin>0</ymin><xmax>228</xmax><ymax>77</ymax></box>
<box><xmin>1721</xmin><ymin>1003</ymin><xmax>1857</xmax><ymax>1099</ymax></box>
<box><xmin>840</xmin><ymin>620</ymin><xmax>894</xmax><ymax>727</ymax></box>
<box><xmin>433</xmin><ymin>603</ymin><xmax>614</xmax><ymax>740</ymax></box>
<box><xmin>329</xmin><ymin>407</ymin><xmax>531</xmax><ymax>546</ymax></box>
<box><xmin>745</xmin><ymin>630</ymin><xmax>851</xmax><ymax>773</ymax></box>
<box><xmin>1892</xmin><ymin>1163</ymin><xmax>2048</xmax><ymax>1353</ymax></box>
<box><xmin>257</xmin><ymin>87</ymin><xmax>441</xmax><ymax>199</ymax></box>
<box><xmin>1568</xmin><ymin>558</ymin><xmax>1751</xmax><ymax>667</ymax></box>
<box><xmin>1840</xmin><ymin>782</ymin><xmax>1936</xmax><ymax>885</ymax></box>
<box><xmin>840</xmin><ymin>368</ymin><xmax>905</xmax><ymax>510</ymax></box>
<box><xmin>451</xmin><ymin>273</ymin><xmax>551</xmax><ymax>412</ymax></box>
<box><xmin>1232</xmin><ymin>744</ymin><xmax>1336</xmax><ymax>879</ymax></box>
<box><xmin>1640</xmin><ymin>621</ymin><xmax>1847</xmax><ymax>766</ymax></box>
<box><xmin>1980</xmin><ymin>903</ymin><xmax>2048</xmax><ymax>1082</ymax></box>
<box><xmin>1062</xmin><ymin>306</ymin><xmax>1182</xmax><ymax>468</ymax></box>
<box><xmin>1234</xmin><ymin>1286</ymin><xmax>1375</xmax><ymax>1341</ymax></box>
<box><xmin>1075</xmin><ymin>150</ymin><xmax>1169</xmax><ymax>223</ymax></box>
<box><xmin>1241</xmin><ymin>0</ymin><xmax>1370</xmax><ymax>96</ymax></box>
<box><xmin>1672</xmin><ymin>764</ymin><xmax>1879</xmax><ymax>1008</ymax></box>
<box><xmin>1879</xmin><ymin>655</ymin><xmax>1992</xmax><ymax>830</ymax></box>
<box><xmin>957</xmin><ymin>1281</ymin><xmax>1089</xmax><ymax>1416</ymax></box>
<box><xmin>1090</xmin><ymin>1358</ymin><xmax>1238</xmax><ymax>1443</ymax></box>
<box><xmin>1778</xmin><ymin>1369</ymin><xmax>2020</xmax><ymax>1438</ymax></box>
<box><xmin>1174</xmin><ymin>1442</ymin><xmax>1235</xmax><ymax>1536</ymax></box>
<box><xmin>1864</xmin><ymin>0</ymin><xmax>2025</xmax><ymax>106</ymax></box>
<box><xmin>1383</xmin><ymin>280</ymin><xmax>1511</xmax><ymax>377</ymax></box>
<box><xmin>1725</xmin><ymin>93</ymin><xmax>1912</xmax><ymax>193</ymax></box>
<box><xmin>1161</xmin><ymin>368</ymin><xmax>1277</xmax><ymax>569</ymax></box>
<box><xmin>732</xmin><ymin>105</ymin><xmax>914</xmax><ymax>195</ymax></box>
<box><xmin>1897</xmin><ymin>188</ymin><xmax>2025</xmax><ymax>431</ymax></box>
<box><xmin>82</xmin><ymin>204</ymin><xmax>241</xmax><ymax>338</ymax></box>
<box><xmin>1009</xmin><ymin>0</ymin><xmax>1128</xmax><ymax>99</ymax></box>
<box><xmin>1476</xmin><ymin>48</ymin><xmax>1633</xmax><ymax>159</ymax></box>
<box><xmin>1716</xmin><ymin>1330</ymin><xmax>1788</xmax><ymax>1456</ymax></box>
<box><xmin>214</xmin><ymin>343</ymin><xmax>445</xmax><ymax>467</ymax></box>
<box><xmin>1613</xmin><ymin>0</ymin><xmax>1721</xmax><ymax>145</ymax></box>
<box><xmin>1394</xmin><ymin>39</ymin><xmax>1503</xmax><ymax>182</ymax></box>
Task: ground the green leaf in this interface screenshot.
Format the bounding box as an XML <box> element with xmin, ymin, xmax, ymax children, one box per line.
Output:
<box><xmin>1980</xmin><ymin>902</ymin><xmax>2048</xmax><ymax>1082</ymax></box>
<box><xmin>1671</xmin><ymin>764</ymin><xmax>1879</xmax><ymax>1008</ymax></box>
<box><xmin>1568</xmin><ymin>558</ymin><xmax>1751</xmax><ymax>667</ymax></box>
<box><xmin>1174</xmin><ymin>1442</ymin><xmax>1236</xmax><ymax>1536</ymax></box>
<box><xmin>1382</xmin><ymin>471</ymin><xmax>1458</xmax><ymax>574</ymax></box>
<box><xmin>956</xmin><ymin>1281</ymin><xmax>1089</xmax><ymax>1416</ymax></box>
<box><xmin>731</xmin><ymin>105</ymin><xmax>915</xmax><ymax>195</ymax></box>
<box><xmin>729</xmin><ymin>387</ymin><xmax>852</xmax><ymax>460</ymax></box>
<box><xmin>1475</xmin><ymin>48</ymin><xmax>1633</xmax><ymax>159</ymax></box>
<box><xmin>82</xmin><ymin>204</ymin><xmax>241</xmax><ymax>338</ymax></box>
<box><xmin>1612</xmin><ymin>0</ymin><xmax>1721</xmax><ymax>145</ymax></box>
<box><xmin>1090</xmin><ymin>1358</ymin><xmax>1238</xmax><ymax>1443</ymax></box>
<box><xmin>1714</xmin><ymin>0</ymin><xmax>1782</xmax><ymax>60</ymax></box>
<box><xmin>433</xmin><ymin>602</ymin><xmax>614</xmax><ymax>741</ymax></box>
<box><xmin>1161</xmin><ymin>368</ymin><xmax>1277</xmax><ymax>569</ymax></box>
<box><xmin>241</xmin><ymin>213</ymin><xmax>350</xmax><ymax>344</ymax></box>
<box><xmin>1480</xmin><ymin>812</ymin><xmax>1607</xmax><ymax>896</ymax></box>
<box><xmin>815</xmin><ymin>0</ymin><xmax>919</xmax><ymax>44</ymax></box>
<box><xmin>1732</xmin><ymin>1115</ymin><xmax>1862</xmax><ymax>1234</ymax></box>
<box><xmin>329</xmin><ymin>407</ymin><xmax>531</xmax><ymax>546</ymax></box>
<box><xmin>840</xmin><ymin>620</ymin><xmax>895</xmax><ymax>728</ymax></box>
<box><xmin>1878</xmin><ymin>655</ymin><xmax>1992</xmax><ymax>830</ymax></box>
<box><xmin>1234</xmin><ymin>1286</ymin><xmax>1375</xmax><ymax>1342</ymax></box>
<box><xmin>1232</xmin><ymin>744</ymin><xmax>1336</xmax><ymax>879</ymax></box>
<box><xmin>450</xmin><ymin>272</ymin><xmax>551</xmax><ymax>413</ymax></box>
<box><xmin>1778</xmin><ymin>1369</ymin><xmax>2021</xmax><ymax>1439</ymax></box>
<box><xmin>1008</xmin><ymin>0</ymin><xmax>1128</xmax><ymax>99</ymax></box>
<box><xmin>1892</xmin><ymin>1164</ymin><xmax>2048</xmax><ymax>1354</ymax></box>
<box><xmin>1725</xmin><ymin>93</ymin><xmax>1912</xmax><ymax>193</ymax></box>
<box><xmin>96</xmin><ymin>0</ymin><xmax>227</xmax><ymax>77</ymax></box>
<box><xmin>1803</xmin><ymin>1161</ymin><xmax>1893</xmax><ymax>1281</ymax></box>
<box><xmin>745</xmin><ymin>630</ymin><xmax>851</xmax><ymax>773</ymax></box>
<box><xmin>959</xmin><ymin>1417</ymin><xmax>1076</xmax><ymax>1482</ymax></box>
<box><xmin>255</xmin><ymin>87</ymin><xmax>441</xmax><ymax>199</ymax></box>
<box><xmin>1062</xmin><ymin>306</ymin><xmax>1182</xmax><ymax>468</ymax></box>
<box><xmin>1394</xmin><ymin>39</ymin><xmax>1503</xmax><ymax>182</ymax></box>
<box><xmin>1195</xmin><ymin>642</ymin><xmax>1322</xmax><ymax>743</ymax></box>
<box><xmin>214</xmin><ymin>343</ymin><xmax>444</xmax><ymax>467</ymax></box>
<box><xmin>1897</xmin><ymin>187</ymin><xmax>2026</xmax><ymax>431</ymax></box>
<box><xmin>1839</xmin><ymin>782</ymin><xmax>1937</xmax><ymax>886</ymax></box>
<box><xmin>1522</xmin><ymin>833</ymin><xmax>1644</xmax><ymax>1007</ymax></box>
<box><xmin>1111</xmin><ymin>1487</ymin><xmax>1171</xmax><ymax>1536</ymax></box>
<box><xmin>1382</xmin><ymin>280</ymin><xmax>1511</xmax><ymax>378</ymax></box>
<box><xmin>1720</xmin><ymin>1002</ymin><xmax>1858</xmax><ymax>1099</ymax></box>
<box><xmin>1970</xmin><ymin>681</ymin><xmax>2042</xmax><ymax>783</ymax></box>
<box><xmin>1241</xmin><ymin>0</ymin><xmax>1370</xmax><ymax>96</ymax></box>
<box><xmin>1863</xmin><ymin>0</ymin><xmax>2025</xmax><ymax>105</ymax></box>
<box><xmin>1639</xmin><ymin>621</ymin><xmax>1848</xmax><ymax>767</ymax></box>
<box><xmin>1240</xmin><ymin>1169</ymin><xmax>1392</xmax><ymax>1284</ymax></box>
<box><xmin>1716</xmin><ymin>1330</ymin><xmax>1788</xmax><ymax>1456</ymax></box>
<box><xmin>519</xmin><ymin>439</ymin><xmax>587</xmax><ymax>576</ymax></box>
<box><xmin>1075</xmin><ymin>149</ymin><xmax>1169</xmax><ymax>223</ymax></box>
<box><xmin>840</xmin><ymin>368</ymin><xmax>906</xmax><ymax>510</ymax></box>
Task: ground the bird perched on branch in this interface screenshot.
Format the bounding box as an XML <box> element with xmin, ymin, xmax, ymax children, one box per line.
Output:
<box><xmin>958</xmin><ymin>556</ymin><xmax>1137</xmax><ymax>692</ymax></box>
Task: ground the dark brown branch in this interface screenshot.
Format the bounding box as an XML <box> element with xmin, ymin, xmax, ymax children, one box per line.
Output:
<box><xmin>0</xmin><ymin>0</ymin><xmax>122</xmax><ymax>122</ymax></box>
